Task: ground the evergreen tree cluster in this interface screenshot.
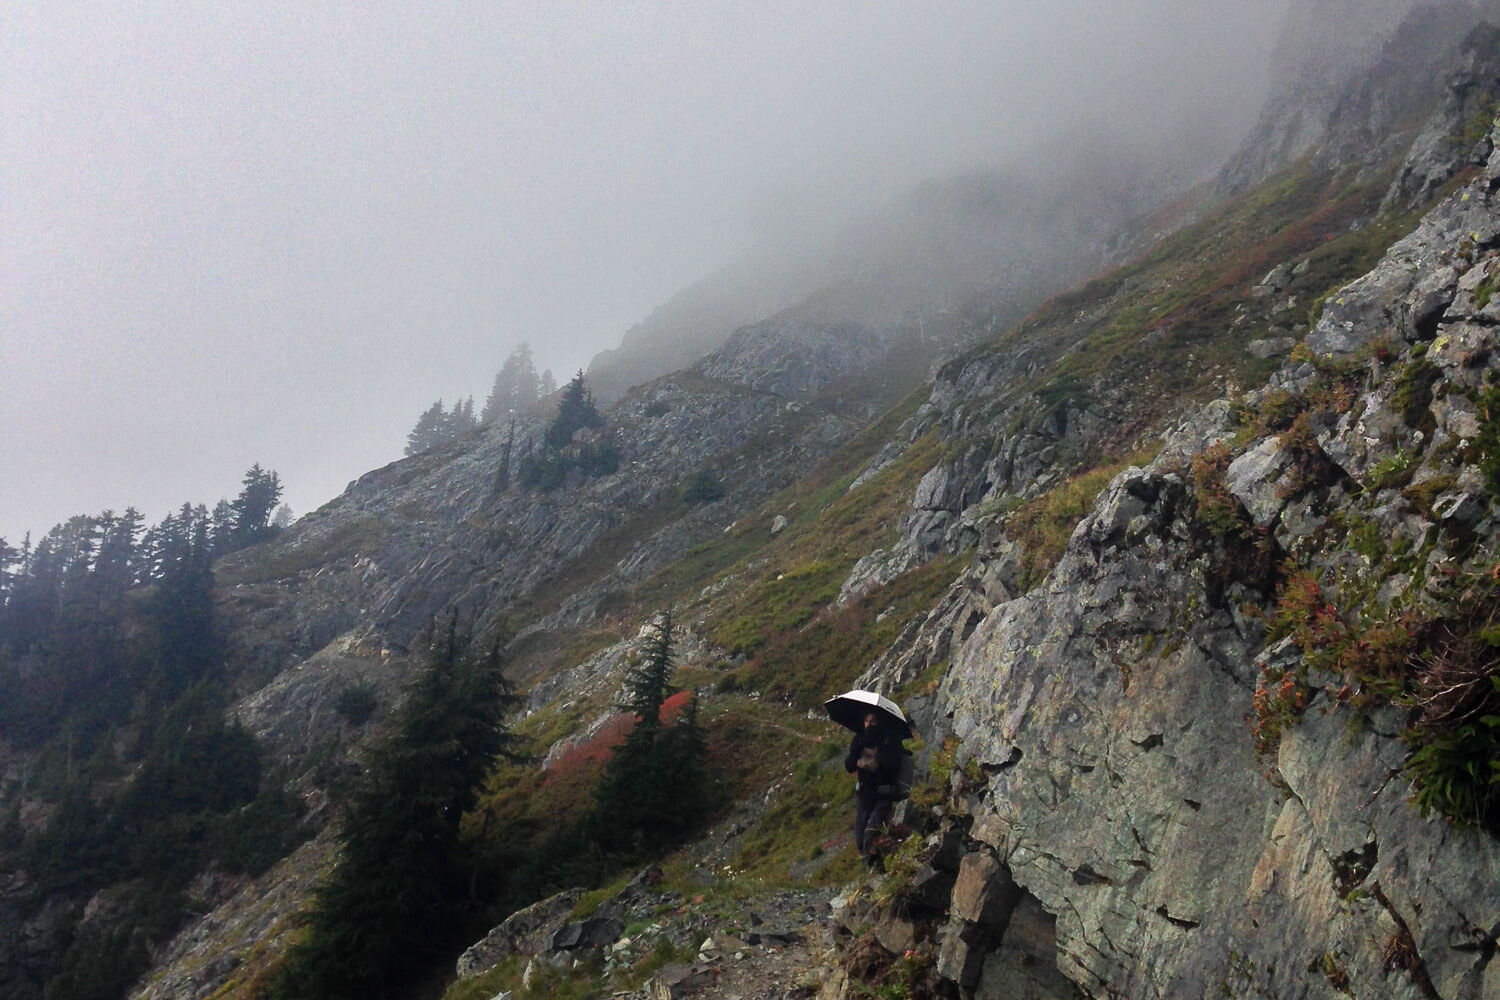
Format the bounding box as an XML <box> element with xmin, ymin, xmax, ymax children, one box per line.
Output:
<box><xmin>517</xmin><ymin>370</ymin><xmax>619</xmax><ymax>490</ymax></box>
<box><xmin>481</xmin><ymin>342</ymin><xmax>555</xmax><ymax>424</ymax></box>
<box><xmin>0</xmin><ymin>465</ymin><xmax>284</xmax><ymax>746</ymax></box>
<box><xmin>401</xmin><ymin>342</ymin><xmax>561</xmax><ymax>458</ymax></box>
<box><xmin>404</xmin><ymin>396</ymin><xmax>478</xmax><ymax>456</ymax></box>
<box><xmin>0</xmin><ymin>465</ymin><xmax>300</xmax><ymax>1000</ymax></box>
<box><xmin>275</xmin><ymin>617</ymin><xmax>520</xmax><ymax>1000</ymax></box>
<box><xmin>507</xmin><ymin>611</ymin><xmax>712</xmax><ymax>899</ymax></box>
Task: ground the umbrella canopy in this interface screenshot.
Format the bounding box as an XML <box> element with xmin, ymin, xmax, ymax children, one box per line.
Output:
<box><xmin>825</xmin><ymin>689</ymin><xmax>912</xmax><ymax>740</ymax></box>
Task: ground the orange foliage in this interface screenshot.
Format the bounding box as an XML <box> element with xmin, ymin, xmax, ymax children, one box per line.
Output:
<box><xmin>659</xmin><ymin>689</ymin><xmax>693</xmax><ymax>724</ymax></box>
<box><xmin>540</xmin><ymin>690</ymin><xmax>695</xmax><ymax>788</ymax></box>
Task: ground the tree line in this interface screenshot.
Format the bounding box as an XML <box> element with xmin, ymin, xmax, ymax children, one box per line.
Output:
<box><xmin>402</xmin><ymin>348</ymin><xmax>621</xmax><ymax>494</ymax></box>
<box><xmin>0</xmin><ymin>464</ymin><xmax>302</xmax><ymax>1000</ymax></box>
<box><xmin>272</xmin><ymin>611</ymin><xmax>713</xmax><ymax>1000</ymax></box>
<box><xmin>404</xmin><ymin>342</ymin><xmax>558</xmax><ymax>456</ymax></box>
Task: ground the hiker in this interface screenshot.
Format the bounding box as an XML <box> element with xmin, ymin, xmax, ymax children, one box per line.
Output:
<box><xmin>845</xmin><ymin>710</ymin><xmax>902</xmax><ymax>867</ymax></box>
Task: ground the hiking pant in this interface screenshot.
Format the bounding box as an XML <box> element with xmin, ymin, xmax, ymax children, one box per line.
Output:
<box><xmin>854</xmin><ymin>798</ymin><xmax>891</xmax><ymax>855</ymax></box>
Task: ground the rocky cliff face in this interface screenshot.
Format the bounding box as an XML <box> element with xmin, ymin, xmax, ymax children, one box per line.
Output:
<box><xmin>215</xmin><ymin>353</ymin><xmax>928</xmax><ymax>781</ymax></box>
<box><xmin>1218</xmin><ymin>0</ymin><xmax>1493</xmax><ymax>195</ymax></box>
<box><xmin>848</xmin><ymin>120</ymin><xmax>1500</xmax><ymax>1000</ymax></box>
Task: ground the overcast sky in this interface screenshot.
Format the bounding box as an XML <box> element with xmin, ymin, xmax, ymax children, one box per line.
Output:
<box><xmin>2</xmin><ymin>1</ymin><xmax>1295</xmax><ymax>544</ymax></box>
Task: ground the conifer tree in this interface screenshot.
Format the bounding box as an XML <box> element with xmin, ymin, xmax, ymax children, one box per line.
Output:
<box><xmin>481</xmin><ymin>342</ymin><xmax>540</xmax><ymax>424</ymax></box>
<box><xmin>151</xmin><ymin>505</ymin><xmax>217</xmax><ymax>696</ymax></box>
<box><xmin>404</xmin><ymin>399</ymin><xmax>448</xmax><ymax>456</ymax></box>
<box><xmin>590</xmin><ymin>611</ymin><xmax>710</xmax><ymax>856</ymax></box>
<box><xmin>623</xmin><ymin>610</ymin><xmax>676</xmax><ymax>733</ymax></box>
<box><xmin>228</xmin><ymin>464</ymin><xmax>284</xmax><ymax>549</ymax></box>
<box><xmin>545</xmin><ymin>370</ymin><xmax>603</xmax><ymax>449</ymax></box>
<box><xmin>452</xmin><ymin>395</ymin><xmax>478</xmax><ymax>434</ymax></box>
<box><xmin>0</xmin><ymin>535</ymin><xmax>18</xmax><ymax>608</ymax></box>
<box><xmin>277</xmin><ymin>617</ymin><xmax>519</xmax><ymax>999</ymax></box>
<box><xmin>209</xmin><ymin>499</ymin><xmax>236</xmax><ymax>556</ymax></box>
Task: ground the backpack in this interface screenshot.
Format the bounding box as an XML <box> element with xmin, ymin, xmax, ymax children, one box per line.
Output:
<box><xmin>877</xmin><ymin>749</ymin><xmax>915</xmax><ymax>801</ymax></box>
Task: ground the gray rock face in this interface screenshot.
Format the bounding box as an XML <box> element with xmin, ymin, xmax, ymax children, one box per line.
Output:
<box><xmin>927</xmin><ymin>136</ymin><xmax>1500</xmax><ymax>998</ymax></box>
<box><xmin>1219</xmin><ymin>0</ymin><xmax>1484</xmax><ymax>194</ymax></box>
<box><xmin>455</xmin><ymin>889</ymin><xmax>584</xmax><ymax>979</ymax></box>
<box><xmin>1383</xmin><ymin>23</ymin><xmax>1500</xmax><ymax>211</ymax></box>
<box><xmin>1307</xmin><ymin>155</ymin><xmax>1500</xmax><ymax>356</ymax></box>
<box><xmin>694</xmin><ymin>320</ymin><xmax>898</xmax><ymax>398</ymax></box>
<box><xmin>218</xmin><ymin>339</ymin><xmax>881</xmax><ymax>699</ymax></box>
<box><xmin>1225</xmin><ymin>438</ymin><xmax>1293</xmax><ymax>526</ymax></box>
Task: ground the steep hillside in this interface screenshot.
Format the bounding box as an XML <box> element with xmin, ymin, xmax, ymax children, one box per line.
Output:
<box><xmin>586</xmin><ymin>132</ymin><xmax>1223</xmax><ymax>404</ymax></box>
<box><xmin>6</xmin><ymin>8</ymin><xmax>1500</xmax><ymax>1000</ymax></box>
<box><xmin>1217</xmin><ymin>0</ymin><xmax>1495</xmax><ymax>194</ymax></box>
<box><xmin>867</xmin><ymin>121</ymin><xmax>1500</xmax><ymax>1000</ymax></box>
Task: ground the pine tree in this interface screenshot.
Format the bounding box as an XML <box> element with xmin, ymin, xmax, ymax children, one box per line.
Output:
<box><xmin>228</xmin><ymin>464</ymin><xmax>284</xmax><ymax>549</ymax></box>
<box><xmin>545</xmin><ymin>370</ymin><xmax>603</xmax><ymax>449</ymax></box>
<box><xmin>151</xmin><ymin>505</ymin><xmax>216</xmax><ymax>696</ymax></box>
<box><xmin>209</xmin><ymin>499</ymin><xmax>236</xmax><ymax>556</ymax></box>
<box><xmin>481</xmin><ymin>343</ymin><xmax>540</xmax><ymax>424</ymax></box>
<box><xmin>0</xmin><ymin>535</ymin><xmax>18</xmax><ymax>609</ymax></box>
<box><xmin>404</xmin><ymin>399</ymin><xmax>449</xmax><ymax>456</ymax></box>
<box><xmin>622</xmin><ymin>610</ymin><xmax>675</xmax><ymax>734</ymax></box>
<box><xmin>277</xmin><ymin>617</ymin><xmax>519</xmax><ymax>999</ymax></box>
<box><xmin>538</xmin><ymin>368</ymin><xmax>557</xmax><ymax>399</ymax></box>
<box><xmin>452</xmin><ymin>396</ymin><xmax>478</xmax><ymax>435</ymax></box>
<box><xmin>589</xmin><ymin>611</ymin><xmax>710</xmax><ymax>857</ymax></box>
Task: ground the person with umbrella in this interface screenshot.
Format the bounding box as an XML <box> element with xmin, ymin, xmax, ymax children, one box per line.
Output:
<box><xmin>826</xmin><ymin>689</ymin><xmax>911</xmax><ymax>870</ymax></box>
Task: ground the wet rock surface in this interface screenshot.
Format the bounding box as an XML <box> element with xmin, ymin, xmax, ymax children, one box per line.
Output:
<box><xmin>923</xmin><ymin>129</ymin><xmax>1500</xmax><ymax>999</ymax></box>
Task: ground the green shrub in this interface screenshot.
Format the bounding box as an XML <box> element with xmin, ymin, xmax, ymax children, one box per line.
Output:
<box><xmin>335</xmin><ymin>683</ymin><xmax>378</xmax><ymax>726</ymax></box>
<box><xmin>1404</xmin><ymin>714</ymin><xmax>1500</xmax><ymax>830</ymax></box>
<box><xmin>682</xmin><ymin>470</ymin><xmax>725</xmax><ymax>506</ymax></box>
<box><xmin>1366</xmin><ymin>449</ymin><xmax>1413</xmax><ymax>492</ymax></box>
<box><xmin>1473</xmin><ymin>386</ymin><xmax>1500</xmax><ymax>496</ymax></box>
<box><xmin>1392</xmin><ymin>358</ymin><xmax>1440</xmax><ymax>431</ymax></box>
<box><xmin>1004</xmin><ymin>449</ymin><xmax>1159</xmax><ymax>592</ymax></box>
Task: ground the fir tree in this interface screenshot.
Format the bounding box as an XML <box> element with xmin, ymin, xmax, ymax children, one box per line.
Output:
<box><xmin>0</xmin><ymin>535</ymin><xmax>18</xmax><ymax>608</ymax></box>
<box><xmin>209</xmin><ymin>499</ymin><xmax>236</xmax><ymax>556</ymax></box>
<box><xmin>589</xmin><ymin>611</ymin><xmax>710</xmax><ymax>857</ymax></box>
<box><xmin>404</xmin><ymin>399</ymin><xmax>449</xmax><ymax>456</ymax></box>
<box><xmin>452</xmin><ymin>395</ymin><xmax>478</xmax><ymax>435</ymax></box>
<box><xmin>228</xmin><ymin>464</ymin><xmax>284</xmax><ymax>549</ymax></box>
<box><xmin>545</xmin><ymin>370</ymin><xmax>603</xmax><ymax>449</ymax></box>
<box><xmin>150</xmin><ymin>504</ymin><xmax>217</xmax><ymax>697</ymax></box>
<box><xmin>622</xmin><ymin>610</ymin><xmax>676</xmax><ymax>734</ymax></box>
<box><xmin>277</xmin><ymin>617</ymin><xmax>519</xmax><ymax>999</ymax></box>
<box><xmin>481</xmin><ymin>342</ymin><xmax>540</xmax><ymax>424</ymax></box>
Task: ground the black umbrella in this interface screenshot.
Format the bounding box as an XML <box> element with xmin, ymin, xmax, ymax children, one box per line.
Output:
<box><xmin>824</xmin><ymin>689</ymin><xmax>912</xmax><ymax>741</ymax></box>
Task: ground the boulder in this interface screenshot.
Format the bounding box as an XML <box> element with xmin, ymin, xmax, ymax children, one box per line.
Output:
<box><xmin>1224</xmin><ymin>438</ymin><xmax>1292</xmax><ymax>527</ymax></box>
<box><xmin>652</xmin><ymin>963</ymin><xmax>717</xmax><ymax>1000</ymax></box>
<box><xmin>950</xmin><ymin>852</ymin><xmax>1021</xmax><ymax>928</ymax></box>
<box><xmin>455</xmin><ymin>888</ymin><xmax>582</xmax><ymax>979</ymax></box>
<box><xmin>548</xmin><ymin>914</ymin><xmax>624</xmax><ymax>953</ymax></box>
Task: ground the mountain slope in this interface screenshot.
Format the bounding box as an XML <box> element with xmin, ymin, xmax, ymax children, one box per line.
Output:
<box><xmin>6</xmin><ymin>8</ymin><xmax>1500</xmax><ymax>1000</ymax></box>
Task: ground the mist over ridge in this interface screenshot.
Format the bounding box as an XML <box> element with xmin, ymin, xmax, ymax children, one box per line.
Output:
<box><xmin>4</xmin><ymin>0</ymin><xmax>1456</xmax><ymax>542</ymax></box>
<box><xmin>0</xmin><ymin>1</ymin><xmax>1314</xmax><ymax>548</ymax></box>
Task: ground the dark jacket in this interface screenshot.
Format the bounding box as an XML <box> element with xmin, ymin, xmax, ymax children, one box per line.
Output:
<box><xmin>845</xmin><ymin>729</ymin><xmax>902</xmax><ymax>805</ymax></box>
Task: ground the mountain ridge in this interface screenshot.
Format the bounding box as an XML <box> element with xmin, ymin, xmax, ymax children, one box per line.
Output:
<box><xmin>6</xmin><ymin>5</ymin><xmax>1500</xmax><ymax>1000</ymax></box>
